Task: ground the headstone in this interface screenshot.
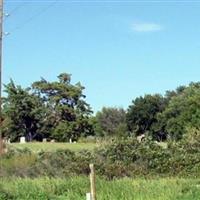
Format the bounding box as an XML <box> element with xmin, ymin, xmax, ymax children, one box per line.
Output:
<box><xmin>20</xmin><ymin>137</ymin><xmax>26</xmax><ymax>144</ymax></box>
<box><xmin>50</xmin><ymin>139</ymin><xmax>55</xmax><ymax>143</ymax></box>
<box><xmin>86</xmin><ymin>193</ymin><xmax>91</xmax><ymax>200</ymax></box>
<box><xmin>69</xmin><ymin>138</ymin><xmax>72</xmax><ymax>143</ymax></box>
<box><xmin>43</xmin><ymin>138</ymin><xmax>47</xmax><ymax>142</ymax></box>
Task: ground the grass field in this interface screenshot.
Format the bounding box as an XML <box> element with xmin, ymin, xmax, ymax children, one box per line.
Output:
<box><xmin>1</xmin><ymin>177</ymin><xmax>200</xmax><ymax>200</ymax></box>
<box><xmin>9</xmin><ymin>141</ymin><xmax>167</xmax><ymax>153</ymax></box>
<box><xmin>9</xmin><ymin>142</ymin><xmax>98</xmax><ymax>152</ymax></box>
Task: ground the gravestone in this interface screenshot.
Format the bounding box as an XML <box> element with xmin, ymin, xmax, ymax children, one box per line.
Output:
<box><xmin>43</xmin><ymin>138</ymin><xmax>47</xmax><ymax>142</ymax></box>
<box><xmin>86</xmin><ymin>193</ymin><xmax>91</xmax><ymax>200</ymax></box>
<box><xmin>20</xmin><ymin>137</ymin><xmax>26</xmax><ymax>143</ymax></box>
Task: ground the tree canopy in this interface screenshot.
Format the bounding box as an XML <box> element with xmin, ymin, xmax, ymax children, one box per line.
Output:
<box><xmin>155</xmin><ymin>82</ymin><xmax>200</xmax><ymax>140</ymax></box>
<box><xmin>126</xmin><ymin>94</ymin><xmax>166</xmax><ymax>137</ymax></box>
<box><xmin>2</xmin><ymin>72</ymin><xmax>200</xmax><ymax>142</ymax></box>
<box><xmin>3</xmin><ymin>73</ymin><xmax>93</xmax><ymax>142</ymax></box>
<box><xmin>93</xmin><ymin>107</ymin><xmax>127</xmax><ymax>137</ymax></box>
<box><xmin>3</xmin><ymin>80</ymin><xmax>45</xmax><ymax>141</ymax></box>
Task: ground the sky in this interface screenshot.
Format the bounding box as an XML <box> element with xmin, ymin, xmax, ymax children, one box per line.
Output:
<box><xmin>2</xmin><ymin>0</ymin><xmax>200</xmax><ymax>112</ymax></box>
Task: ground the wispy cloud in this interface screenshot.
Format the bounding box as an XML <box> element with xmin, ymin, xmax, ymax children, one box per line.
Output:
<box><xmin>131</xmin><ymin>22</ymin><xmax>163</xmax><ymax>32</ymax></box>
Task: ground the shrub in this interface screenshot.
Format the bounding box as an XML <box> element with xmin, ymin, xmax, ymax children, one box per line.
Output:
<box><xmin>2</xmin><ymin>131</ymin><xmax>200</xmax><ymax>179</ymax></box>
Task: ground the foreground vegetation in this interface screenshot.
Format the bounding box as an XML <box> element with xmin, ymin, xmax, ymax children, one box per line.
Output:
<box><xmin>1</xmin><ymin>177</ymin><xmax>200</xmax><ymax>200</ymax></box>
<box><xmin>1</xmin><ymin>129</ymin><xmax>200</xmax><ymax>179</ymax></box>
<box><xmin>1</xmin><ymin>129</ymin><xmax>200</xmax><ymax>199</ymax></box>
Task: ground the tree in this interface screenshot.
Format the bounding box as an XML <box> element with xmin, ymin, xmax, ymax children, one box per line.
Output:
<box><xmin>94</xmin><ymin>107</ymin><xmax>127</xmax><ymax>137</ymax></box>
<box><xmin>126</xmin><ymin>94</ymin><xmax>166</xmax><ymax>137</ymax></box>
<box><xmin>3</xmin><ymin>80</ymin><xmax>46</xmax><ymax>142</ymax></box>
<box><xmin>156</xmin><ymin>82</ymin><xmax>200</xmax><ymax>140</ymax></box>
<box><xmin>165</xmin><ymin>85</ymin><xmax>186</xmax><ymax>102</ymax></box>
<box><xmin>32</xmin><ymin>73</ymin><xmax>93</xmax><ymax>141</ymax></box>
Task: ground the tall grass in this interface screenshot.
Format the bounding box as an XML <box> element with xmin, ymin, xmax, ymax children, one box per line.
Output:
<box><xmin>1</xmin><ymin>177</ymin><xmax>200</xmax><ymax>200</ymax></box>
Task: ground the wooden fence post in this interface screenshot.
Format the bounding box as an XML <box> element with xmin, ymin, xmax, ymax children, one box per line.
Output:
<box><xmin>89</xmin><ymin>163</ymin><xmax>96</xmax><ymax>200</ymax></box>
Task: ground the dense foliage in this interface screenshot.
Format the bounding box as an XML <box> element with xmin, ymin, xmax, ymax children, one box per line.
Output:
<box><xmin>155</xmin><ymin>83</ymin><xmax>200</xmax><ymax>140</ymax></box>
<box><xmin>93</xmin><ymin>107</ymin><xmax>127</xmax><ymax>137</ymax></box>
<box><xmin>3</xmin><ymin>80</ymin><xmax>45</xmax><ymax>141</ymax></box>
<box><xmin>2</xmin><ymin>72</ymin><xmax>200</xmax><ymax>142</ymax></box>
<box><xmin>126</xmin><ymin>94</ymin><xmax>166</xmax><ymax>139</ymax></box>
<box><xmin>126</xmin><ymin>82</ymin><xmax>200</xmax><ymax>141</ymax></box>
<box><xmin>2</xmin><ymin>73</ymin><xmax>93</xmax><ymax>142</ymax></box>
<box><xmin>2</xmin><ymin>128</ymin><xmax>200</xmax><ymax>179</ymax></box>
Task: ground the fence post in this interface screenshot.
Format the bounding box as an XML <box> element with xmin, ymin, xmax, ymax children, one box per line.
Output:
<box><xmin>89</xmin><ymin>163</ymin><xmax>96</xmax><ymax>200</ymax></box>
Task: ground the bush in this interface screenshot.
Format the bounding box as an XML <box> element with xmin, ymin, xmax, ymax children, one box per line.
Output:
<box><xmin>2</xmin><ymin>131</ymin><xmax>200</xmax><ymax>179</ymax></box>
<box><xmin>0</xmin><ymin>150</ymin><xmax>36</xmax><ymax>178</ymax></box>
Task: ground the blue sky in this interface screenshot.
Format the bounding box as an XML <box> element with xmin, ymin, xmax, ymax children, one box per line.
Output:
<box><xmin>3</xmin><ymin>0</ymin><xmax>200</xmax><ymax>112</ymax></box>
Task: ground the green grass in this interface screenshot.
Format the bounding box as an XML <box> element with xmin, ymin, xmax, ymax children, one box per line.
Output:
<box><xmin>9</xmin><ymin>142</ymin><xmax>97</xmax><ymax>152</ymax></box>
<box><xmin>0</xmin><ymin>177</ymin><xmax>200</xmax><ymax>200</ymax></box>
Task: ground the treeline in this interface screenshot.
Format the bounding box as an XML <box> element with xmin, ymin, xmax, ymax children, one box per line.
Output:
<box><xmin>2</xmin><ymin>72</ymin><xmax>200</xmax><ymax>142</ymax></box>
<box><xmin>91</xmin><ymin>82</ymin><xmax>200</xmax><ymax>141</ymax></box>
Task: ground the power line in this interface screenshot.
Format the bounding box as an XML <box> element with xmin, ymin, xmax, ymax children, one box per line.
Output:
<box><xmin>4</xmin><ymin>0</ymin><xmax>200</xmax><ymax>2</ymax></box>
<box><xmin>8</xmin><ymin>0</ymin><xmax>57</xmax><ymax>33</ymax></box>
<box><xmin>4</xmin><ymin>2</ymin><xmax>25</xmax><ymax>22</ymax></box>
<box><xmin>8</xmin><ymin>3</ymin><xmax>24</xmax><ymax>14</ymax></box>
<box><xmin>7</xmin><ymin>2</ymin><xmax>25</xmax><ymax>16</ymax></box>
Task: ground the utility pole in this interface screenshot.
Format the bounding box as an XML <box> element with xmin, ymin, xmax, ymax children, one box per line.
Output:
<box><xmin>0</xmin><ymin>0</ymin><xmax>3</xmax><ymax>155</ymax></box>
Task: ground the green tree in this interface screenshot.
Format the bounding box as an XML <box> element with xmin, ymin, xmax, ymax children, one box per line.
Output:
<box><xmin>126</xmin><ymin>94</ymin><xmax>166</xmax><ymax>137</ymax></box>
<box><xmin>94</xmin><ymin>107</ymin><xmax>127</xmax><ymax>137</ymax></box>
<box><xmin>156</xmin><ymin>82</ymin><xmax>200</xmax><ymax>140</ymax></box>
<box><xmin>3</xmin><ymin>80</ymin><xmax>46</xmax><ymax>142</ymax></box>
<box><xmin>32</xmin><ymin>73</ymin><xmax>93</xmax><ymax>141</ymax></box>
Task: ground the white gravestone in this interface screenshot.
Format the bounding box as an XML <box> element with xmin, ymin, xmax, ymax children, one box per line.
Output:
<box><xmin>20</xmin><ymin>137</ymin><xmax>26</xmax><ymax>143</ymax></box>
<box><xmin>43</xmin><ymin>138</ymin><xmax>47</xmax><ymax>142</ymax></box>
<box><xmin>86</xmin><ymin>193</ymin><xmax>91</xmax><ymax>200</ymax></box>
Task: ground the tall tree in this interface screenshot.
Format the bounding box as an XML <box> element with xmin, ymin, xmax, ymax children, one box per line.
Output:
<box><xmin>3</xmin><ymin>80</ymin><xmax>45</xmax><ymax>142</ymax></box>
<box><xmin>94</xmin><ymin>107</ymin><xmax>127</xmax><ymax>137</ymax></box>
<box><xmin>126</xmin><ymin>94</ymin><xmax>166</xmax><ymax>137</ymax></box>
<box><xmin>32</xmin><ymin>73</ymin><xmax>93</xmax><ymax>141</ymax></box>
<box><xmin>156</xmin><ymin>82</ymin><xmax>200</xmax><ymax>140</ymax></box>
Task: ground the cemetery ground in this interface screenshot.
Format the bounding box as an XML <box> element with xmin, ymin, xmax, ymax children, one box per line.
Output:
<box><xmin>1</xmin><ymin>177</ymin><xmax>200</xmax><ymax>200</ymax></box>
<box><xmin>9</xmin><ymin>142</ymin><xmax>98</xmax><ymax>152</ymax></box>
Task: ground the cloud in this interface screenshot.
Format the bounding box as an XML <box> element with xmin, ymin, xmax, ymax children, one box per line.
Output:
<box><xmin>131</xmin><ymin>22</ymin><xmax>163</xmax><ymax>32</ymax></box>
